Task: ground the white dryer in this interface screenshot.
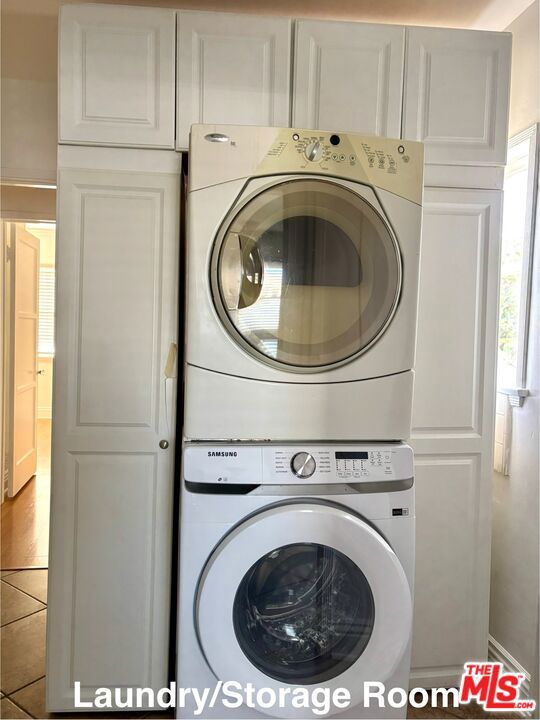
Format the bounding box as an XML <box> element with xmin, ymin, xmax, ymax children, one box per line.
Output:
<box><xmin>184</xmin><ymin>125</ymin><xmax>424</xmax><ymax>442</ymax></box>
<box><xmin>176</xmin><ymin>442</ymin><xmax>415</xmax><ymax>720</ymax></box>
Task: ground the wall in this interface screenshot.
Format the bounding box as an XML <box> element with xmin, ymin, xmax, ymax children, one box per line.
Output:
<box><xmin>0</xmin><ymin>11</ymin><xmax>57</xmax><ymax>185</ymax></box>
<box><xmin>489</xmin><ymin>0</ymin><xmax>539</xmax><ymax>678</ymax></box>
<box><xmin>506</xmin><ymin>0</ymin><xmax>540</xmax><ymax>136</ymax></box>
<box><xmin>0</xmin><ymin>186</ymin><xmax>56</xmax><ymax>222</ymax></box>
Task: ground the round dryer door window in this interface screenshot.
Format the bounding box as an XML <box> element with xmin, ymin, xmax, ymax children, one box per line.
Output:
<box><xmin>212</xmin><ymin>178</ymin><xmax>401</xmax><ymax>370</ymax></box>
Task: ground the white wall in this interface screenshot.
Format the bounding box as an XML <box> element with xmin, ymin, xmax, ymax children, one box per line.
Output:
<box><xmin>0</xmin><ymin>11</ymin><xmax>57</xmax><ymax>185</ymax></box>
<box><xmin>506</xmin><ymin>0</ymin><xmax>540</xmax><ymax>137</ymax></box>
<box><xmin>490</xmin><ymin>0</ymin><xmax>539</xmax><ymax>678</ymax></box>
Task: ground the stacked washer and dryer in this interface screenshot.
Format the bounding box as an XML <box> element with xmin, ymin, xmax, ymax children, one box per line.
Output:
<box><xmin>178</xmin><ymin>125</ymin><xmax>424</xmax><ymax>719</ymax></box>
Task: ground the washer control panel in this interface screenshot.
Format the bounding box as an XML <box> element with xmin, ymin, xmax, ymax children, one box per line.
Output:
<box><xmin>335</xmin><ymin>450</ymin><xmax>393</xmax><ymax>479</ymax></box>
<box><xmin>183</xmin><ymin>443</ymin><xmax>413</xmax><ymax>486</ymax></box>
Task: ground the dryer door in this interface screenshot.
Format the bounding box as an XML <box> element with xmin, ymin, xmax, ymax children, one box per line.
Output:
<box><xmin>211</xmin><ymin>178</ymin><xmax>401</xmax><ymax>371</ymax></box>
<box><xmin>196</xmin><ymin>502</ymin><xmax>412</xmax><ymax>717</ymax></box>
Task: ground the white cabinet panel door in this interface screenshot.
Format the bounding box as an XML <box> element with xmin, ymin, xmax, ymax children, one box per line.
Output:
<box><xmin>46</xmin><ymin>151</ymin><xmax>180</xmax><ymax>711</ymax></box>
<box><xmin>176</xmin><ymin>11</ymin><xmax>291</xmax><ymax>150</ymax></box>
<box><xmin>293</xmin><ymin>20</ymin><xmax>404</xmax><ymax>137</ymax></box>
<box><xmin>403</xmin><ymin>28</ymin><xmax>511</xmax><ymax>165</ymax></box>
<box><xmin>59</xmin><ymin>4</ymin><xmax>175</xmax><ymax>148</ymax></box>
<box><xmin>412</xmin><ymin>455</ymin><xmax>491</xmax><ymax>681</ymax></box>
<box><xmin>410</xmin><ymin>188</ymin><xmax>502</xmax><ymax>687</ymax></box>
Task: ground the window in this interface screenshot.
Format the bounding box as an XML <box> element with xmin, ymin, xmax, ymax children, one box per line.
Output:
<box><xmin>497</xmin><ymin>124</ymin><xmax>538</xmax><ymax>400</ymax></box>
<box><xmin>38</xmin><ymin>265</ymin><xmax>55</xmax><ymax>356</ymax></box>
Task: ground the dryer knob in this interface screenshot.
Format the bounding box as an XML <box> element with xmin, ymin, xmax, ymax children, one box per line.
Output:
<box><xmin>304</xmin><ymin>141</ymin><xmax>323</xmax><ymax>162</ymax></box>
<box><xmin>291</xmin><ymin>452</ymin><xmax>316</xmax><ymax>479</ymax></box>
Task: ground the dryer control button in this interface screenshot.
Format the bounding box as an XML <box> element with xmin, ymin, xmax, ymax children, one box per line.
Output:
<box><xmin>291</xmin><ymin>452</ymin><xmax>316</xmax><ymax>479</ymax></box>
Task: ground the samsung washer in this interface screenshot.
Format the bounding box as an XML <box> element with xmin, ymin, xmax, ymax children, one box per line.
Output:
<box><xmin>176</xmin><ymin>442</ymin><xmax>415</xmax><ymax>719</ymax></box>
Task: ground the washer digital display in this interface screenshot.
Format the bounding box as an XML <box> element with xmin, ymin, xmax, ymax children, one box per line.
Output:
<box><xmin>335</xmin><ymin>451</ymin><xmax>369</xmax><ymax>460</ymax></box>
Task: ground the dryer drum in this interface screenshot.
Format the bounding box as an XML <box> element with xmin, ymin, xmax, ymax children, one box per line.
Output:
<box><xmin>213</xmin><ymin>178</ymin><xmax>402</xmax><ymax>370</ymax></box>
<box><xmin>233</xmin><ymin>542</ymin><xmax>375</xmax><ymax>684</ymax></box>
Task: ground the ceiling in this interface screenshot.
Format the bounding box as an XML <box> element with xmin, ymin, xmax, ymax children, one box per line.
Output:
<box><xmin>1</xmin><ymin>0</ymin><xmax>536</xmax><ymax>30</ymax></box>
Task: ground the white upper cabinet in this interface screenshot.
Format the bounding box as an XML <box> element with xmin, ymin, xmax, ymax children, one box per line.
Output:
<box><xmin>293</xmin><ymin>20</ymin><xmax>405</xmax><ymax>137</ymax></box>
<box><xmin>403</xmin><ymin>27</ymin><xmax>511</xmax><ymax>165</ymax></box>
<box><xmin>59</xmin><ymin>4</ymin><xmax>175</xmax><ymax>148</ymax></box>
<box><xmin>176</xmin><ymin>11</ymin><xmax>292</xmax><ymax>150</ymax></box>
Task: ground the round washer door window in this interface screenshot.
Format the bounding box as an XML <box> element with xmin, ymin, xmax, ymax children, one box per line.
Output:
<box><xmin>233</xmin><ymin>542</ymin><xmax>375</xmax><ymax>684</ymax></box>
<box><xmin>212</xmin><ymin>178</ymin><xmax>401</xmax><ymax>370</ymax></box>
<box><xmin>196</xmin><ymin>502</ymin><xmax>412</xmax><ymax>717</ymax></box>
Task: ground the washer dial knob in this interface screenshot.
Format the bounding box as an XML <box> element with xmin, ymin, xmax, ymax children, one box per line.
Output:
<box><xmin>291</xmin><ymin>452</ymin><xmax>316</xmax><ymax>478</ymax></box>
<box><xmin>304</xmin><ymin>141</ymin><xmax>323</xmax><ymax>162</ymax></box>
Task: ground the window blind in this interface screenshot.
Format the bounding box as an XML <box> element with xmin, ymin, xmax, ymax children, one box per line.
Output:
<box><xmin>39</xmin><ymin>266</ymin><xmax>55</xmax><ymax>356</ymax></box>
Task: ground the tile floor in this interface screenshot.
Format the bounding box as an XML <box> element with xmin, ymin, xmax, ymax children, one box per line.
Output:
<box><xmin>1</xmin><ymin>569</ymin><xmax>510</xmax><ymax>719</ymax></box>
<box><xmin>1</xmin><ymin>570</ymin><xmax>47</xmax><ymax>718</ymax></box>
<box><xmin>0</xmin><ymin>568</ymin><xmax>172</xmax><ymax>719</ymax></box>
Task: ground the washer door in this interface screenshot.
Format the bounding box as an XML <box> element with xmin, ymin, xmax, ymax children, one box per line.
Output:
<box><xmin>211</xmin><ymin>178</ymin><xmax>401</xmax><ymax>372</ymax></box>
<box><xmin>196</xmin><ymin>503</ymin><xmax>412</xmax><ymax>717</ymax></box>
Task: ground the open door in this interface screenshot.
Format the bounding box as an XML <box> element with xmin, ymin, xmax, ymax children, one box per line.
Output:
<box><xmin>8</xmin><ymin>225</ymin><xmax>40</xmax><ymax>496</ymax></box>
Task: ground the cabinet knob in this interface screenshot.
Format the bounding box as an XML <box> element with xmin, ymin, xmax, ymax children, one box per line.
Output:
<box><xmin>159</xmin><ymin>440</ymin><xmax>169</xmax><ymax>450</ymax></box>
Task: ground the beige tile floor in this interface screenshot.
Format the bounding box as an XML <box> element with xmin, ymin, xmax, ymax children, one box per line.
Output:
<box><xmin>1</xmin><ymin>570</ymin><xmax>47</xmax><ymax>718</ymax></box>
<box><xmin>0</xmin><ymin>569</ymin><xmax>171</xmax><ymax>719</ymax></box>
<box><xmin>0</xmin><ymin>569</ymin><xmax>511</xmax><ymax>719</ymax></box>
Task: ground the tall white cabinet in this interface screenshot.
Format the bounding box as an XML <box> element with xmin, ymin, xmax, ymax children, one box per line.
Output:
<box><xmin>410</xmin><ymin>189</ymin><xmax>503</xmax><ymax>686</ymax></box>
<box><xmin>47</xmin><ymin>148</ymin><xmax>181</xmax><ymax>710</ymax></box>
<box><xmin>51</xmin><ymin>3</ymin><xmax>511</xmax><ymax>709</ymax></box>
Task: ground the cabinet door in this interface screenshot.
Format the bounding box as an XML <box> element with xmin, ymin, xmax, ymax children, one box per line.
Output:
<box><xmin>403</xmin><ymin>27</ymin><xmax>511</xmax><ymax>165</ymax></box>
<box><xmin>410</xmin><ymin>188</ymin><xmax>502</xmax><ymax>687</ymax></box>
<box><xmin>46</xmin><ymin>150</ymin><xmax>180</xmax><ymax>711</ymax></box>
<box><xmin>293</xmin><ymin>20</ymin><xmax>404</xmax><ymax>138</ymax></box>
<box><xmin>59</xmin><ymin>4</ymin><xmax>175</xmax><ymax>148</ymax></box>
<box><xmin>176</xmin><ymin>11</ymin><xmax>291</xmax><ymax>150</ymax></box>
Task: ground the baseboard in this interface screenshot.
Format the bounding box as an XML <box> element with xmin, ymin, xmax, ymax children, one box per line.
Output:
<box><xmin>409</xmin><ymin>666</ymin><xmax>463</xmax><ymax>689</ymax></box>
<box><xmin>488</xmin><ymin>635</ymin><xmax>532</xmax><ymax>712</ymax></box>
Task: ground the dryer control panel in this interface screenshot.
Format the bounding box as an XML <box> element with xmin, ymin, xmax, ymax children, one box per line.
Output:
<box><xmin>255</xmin><ymin>127</ymin><xmax>424</xmax><ymax>205</ymax></box>
<box><xmin>183</xmin><ymin>443</ymin><xmax>414</xmax><ymax>486</ymax></box>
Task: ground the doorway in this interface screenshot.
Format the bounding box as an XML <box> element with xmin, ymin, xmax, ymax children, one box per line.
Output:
<box><xmin>1</xmin><ymin>220</ymin><xmax>55</xmax><ymax>569</ymax></box>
